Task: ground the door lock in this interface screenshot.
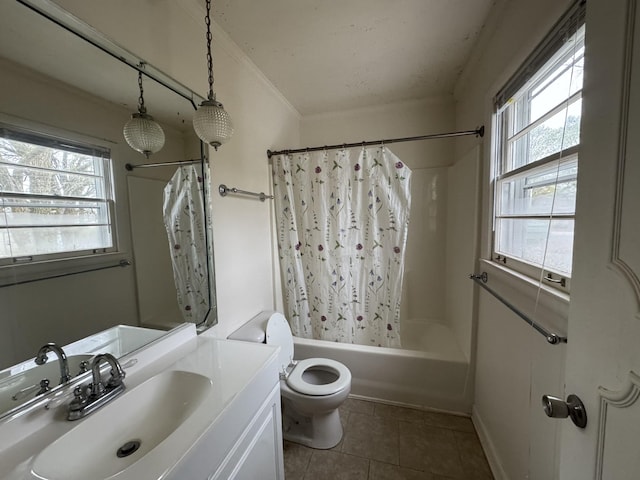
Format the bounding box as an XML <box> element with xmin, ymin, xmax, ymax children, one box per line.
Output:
<box><xmin>541</xmin><ymin>394</ymin><xmax>587</xmax><ymax>428</ymax></box>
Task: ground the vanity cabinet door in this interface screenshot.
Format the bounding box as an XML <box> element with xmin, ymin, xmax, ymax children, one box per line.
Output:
<box><xmin>223</xmin><ymin>402</ymin><xmax>280</xmax><ymax>480</ymax></box>
<box><xmin>210</xmin><ymin>385</ymin><xmax>284</xmax><ymax>480</ymax></box>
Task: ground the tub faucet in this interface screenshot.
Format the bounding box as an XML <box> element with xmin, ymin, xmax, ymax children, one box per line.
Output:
<box><xmin>35</xmin><ymin>343</ymin><xmax>71</xmax><ymax>385</ymax></box>
<box><xmin>67</xmin><ymin>353</ymin><xmax>126</xmax><ymax>421</ymax></box>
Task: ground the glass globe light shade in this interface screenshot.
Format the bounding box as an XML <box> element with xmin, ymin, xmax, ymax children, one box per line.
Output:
<box><xmin>192</xmin><ymin>99</ymin><xmax>234</xmax><ymax>149</ymax></box>
<box><xmin>123</xmin><ymin>112</ymin><xmax>165</xmax><ymax>158</ymax></box>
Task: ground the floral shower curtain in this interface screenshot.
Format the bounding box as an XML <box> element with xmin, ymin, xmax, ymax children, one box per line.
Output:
<box><xmin>163</xmin><ymin>164</ymin><xmax>209</xmax><ymax>323</ymax></box>
<box><xmin>272</xmin><ymin>147</ymin><xmax>411</xmax><ymax>348</ymax></box>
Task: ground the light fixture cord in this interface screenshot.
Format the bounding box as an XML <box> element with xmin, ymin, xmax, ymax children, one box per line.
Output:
<box><xmin>205</xmin><ymin>0</ymin><xmax>215</xmax><ymax>101</ymax></box>
<box><xmin>137</xmin><ymin>69</ymin><xmax>147</xmax><ymax>114</ymax></box>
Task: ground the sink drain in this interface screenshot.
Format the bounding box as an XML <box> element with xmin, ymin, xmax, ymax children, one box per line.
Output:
<box><xmin>116</xmin><ymin>440</ymin><xmax>141</xmax><ymax>458</ymax></box>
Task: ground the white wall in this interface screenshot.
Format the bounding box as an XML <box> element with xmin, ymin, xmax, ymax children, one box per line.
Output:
<box><xmin>53</xmin><ymin>0</ymin><xmax>301</xmax><ymax>339</ymax></box>
<box><xmin>453</xmin><ymin>0</ymin><xmax>574</xmax><ymax>478</ymax></box>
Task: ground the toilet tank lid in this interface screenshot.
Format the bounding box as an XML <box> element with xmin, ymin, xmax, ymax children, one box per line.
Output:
<box><xmin>227</xmin><ymin>311</ymin><xmax>272</xmax><ymax>343</ymax></box>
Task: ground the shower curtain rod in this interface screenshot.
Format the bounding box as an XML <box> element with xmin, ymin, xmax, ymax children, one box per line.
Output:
<box><xmin>266</xmin><ymin>125</ymin><xmax>484</xmax><ymax>159</ymax></box>
<box><xmin>125</xmin><ymin>158</ymin><xmax>202</xmax><ymax>171</ymax></box>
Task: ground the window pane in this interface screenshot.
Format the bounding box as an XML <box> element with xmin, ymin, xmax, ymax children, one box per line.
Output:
<box><xmin>1</xmin><ymin>225</ymin><xmax>113</xmax><ymax>259</ymax></box>
<box><xmin>508</xmin><ymin>99</ymin><xmax>581</xmax><ymax>170</ymax></box>
<box><xmin>1</xmin><ymin>198</ymin><xmax>109</xmax><ymax>226</ymax></box>
<box><xmin>0</xmin><ymin>138</ymin><xmax>98</xmax><ymax>175</ymax></box>
<box><xmin>496</xmin><ymin>218</ymin><xmax>574</xmax><ymax>275</ymax></box>
<box><xmin>0</xmin><ymin>164</ymin><xmax>103</xmax><ymax>199</ymax></box>
<box><xmin>0</xmin><ymin>128</ymin><xmax>115</xmax><ymax>263</ymax></box>
<box><xmin>530</xmin><ymin>51</ymin><xmax>584</xmax><ymax>124</ymax></box>
<box><xmin>0</xmin><ymin>228</ymin><xmax>9</xmax><ymax>257</ymax></box>
<box><xmin>499</xmin><ymin>158</ymin><xmax>577</xmax><ymax>216</ymax></box>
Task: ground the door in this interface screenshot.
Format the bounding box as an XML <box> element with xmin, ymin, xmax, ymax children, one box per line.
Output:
<box><xmin>559</xmin><ymin>0</ymin><xmax>640</xmax><ymax>478</ymax></box>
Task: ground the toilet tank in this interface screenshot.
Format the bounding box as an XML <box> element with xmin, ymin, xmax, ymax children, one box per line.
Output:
<box><xmin>227</xmin><ymin>311</ymin><xmax>274</xmax><ymax>343</ymax></box>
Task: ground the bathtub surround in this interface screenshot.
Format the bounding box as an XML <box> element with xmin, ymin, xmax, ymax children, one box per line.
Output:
<box><xmin>293</xmin><ymin>325</ymin><xmax>469</xmax><ymax>412</ymax></box>
<box><xmin>272</xmin><ymin>147</ymin><xmax>412</xmax><ymax>348</ymax></box>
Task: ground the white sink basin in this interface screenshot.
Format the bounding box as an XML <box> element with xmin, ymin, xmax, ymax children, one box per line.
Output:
<box><xmin>29</xmin><ymin>370</ymin><xmax>212</xmax><ymax>480</ymax></box>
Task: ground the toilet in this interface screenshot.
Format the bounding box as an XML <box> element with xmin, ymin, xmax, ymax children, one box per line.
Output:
<box><xmin>228</xmin><ymin>311</ymin><xmax>352</xmax><ymax>449</ymax></box>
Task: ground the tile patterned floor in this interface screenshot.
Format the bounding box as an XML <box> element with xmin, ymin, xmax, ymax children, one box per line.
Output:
<box><xmin>283</xmin><ymin>398</ymin><xmax>494</xmax><ymax>480</ymax></box>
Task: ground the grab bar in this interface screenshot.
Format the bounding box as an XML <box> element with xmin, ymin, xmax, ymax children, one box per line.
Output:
<box><xmin>218</xmin><ymin>184</ymin><xmax>273</xmax><ymax>202</ymax></box>
<box><xmin>2</xmin><ymin>259</ymin><xmax>131</xmax><ymax>288</ymax></box>
<box><xmin>469</xmin><ymin>272</ymin><xmax>567</xmax><ymax>345</ymax></box>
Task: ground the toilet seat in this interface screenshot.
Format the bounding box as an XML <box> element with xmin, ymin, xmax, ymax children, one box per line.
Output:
<box><xmin>286</xmin><ymin>358</ymin><xmax>351</xmax><ymax>396</ymax></box>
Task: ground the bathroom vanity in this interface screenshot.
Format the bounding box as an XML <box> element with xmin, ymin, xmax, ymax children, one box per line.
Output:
<box><xmin>0</xmin><ymin>325</ymin><xmax>284</xmax><ymax>479</ymax></box>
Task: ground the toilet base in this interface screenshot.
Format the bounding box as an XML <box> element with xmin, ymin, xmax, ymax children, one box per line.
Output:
<box><xmin>282</xmin><ymin>399</ymin><xmax>344</xmax><ymax>449</ymax></box>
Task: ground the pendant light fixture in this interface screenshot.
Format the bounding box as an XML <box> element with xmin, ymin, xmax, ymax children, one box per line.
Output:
<box><xmin>192</xmin><ymin>0</ymin><xmax>234</xmax><ymax>150</ymax></box>
<box><xmin>123</xmin><ymin>67</ymin><xmax>165</xmax><ymax>158</ymax></box>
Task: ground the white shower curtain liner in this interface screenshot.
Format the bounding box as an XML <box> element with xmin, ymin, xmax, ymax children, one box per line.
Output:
<box><xmin>272</xmin><ymin>146</ymin><xmax>411</xmax><ymax>348</ymax></box>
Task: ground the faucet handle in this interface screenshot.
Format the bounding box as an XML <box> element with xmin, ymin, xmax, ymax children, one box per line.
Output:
<box><xmin>35</xmin><ymin>352</ymin><xmax>49</xmax><ymax>365</ymax></box>
<box><xmin>36</xmin><ymin>379</ymin><xmax>51</xmax><ymax>396</ymax></box>
<box><xmin>106</xmin><ymin>374</ymin><xmax>125</xmax><ymax>388</ymax></box>
<box><xmin>105</xmin><ymin>359</ymin><xmax>126</xmax><ymax>388</ymax></box>
<box><xmin>68</xmin><ymin>385</ymin><xmax>89</xmax><ymax>412</ymax></box>
<box><xmin>78</xmin><ymin>360</ymin><xmax>91</xmax><ymax>375</ymax></box>
<box><xmin>73</xmin><ymin>385</ymin><xmax>86</xmax><ymax>401</ymax></box>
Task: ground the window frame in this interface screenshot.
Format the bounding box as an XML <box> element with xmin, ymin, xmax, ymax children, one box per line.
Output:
<box><xmin>0</xmin><ymin>122</ymin><xmax>119</xmax><ymax>281</ymax></box>
<box><xmin>490</xmin><ymin>1</ymin><xmax>586</xmax><ymax>293</ymax></box>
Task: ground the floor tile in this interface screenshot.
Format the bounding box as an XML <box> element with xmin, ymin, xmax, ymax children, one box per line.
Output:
<box><xmin>304</xmin><ymin>450</ymin><xmax>369</xmax><ymax>480</ymax></box>
<box><xmin>422</xmin><ymin>411</ymin><xmax>475</xmax><ymax>433</ymax></box>
<box><xmin>374</xmin><ymin>403</ymin><xmax>424</xmax><ymax>423</ymax></box>
<box><xmin>454</xmin><ymin>431</ymin><xmax>494</xmax><ymax>479</ymax></box>
<box><xmin>282</xmin><ymin>398</ymin><xmax>494</xmax><ymax>480</ymax></box>
<box><xmin>342</xmin><ymin>412</ymin><xmax>399</xmax><ymax>464</ymax></box>
<box><xmin>283</xmin><ymin>440</ymin><xmax>312</xmax><ymax>480</ymax></box>
<box><xmin>341</xmin><ymin>398</ymin><xmax>376</xmax><ymax>415</ymax></box>
<box><xmin>398</xmin><ymin>421</ymin><xmax>464</xmax><ymax>478</ymax></box>
<box><xmin>369</xmin><ymin>460</ymin><xmax>432</xmax><ymax>479</ymax></box>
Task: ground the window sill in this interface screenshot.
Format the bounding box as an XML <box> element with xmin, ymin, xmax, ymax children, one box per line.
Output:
<box><xmin>477</xmin><ymin>259</ymin><xmax>569</xmax><ymax>337</ymax></box>
<box><xmin>0</xmin><ymin>252</ymin><xmax>131</xmax><ymax>288</ymax></box>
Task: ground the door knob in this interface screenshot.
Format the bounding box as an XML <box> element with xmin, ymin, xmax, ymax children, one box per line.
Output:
<box><xmin>541</xmin><ymin>394</ymin><xmax>587</xmax><ymax>428</ymax></box>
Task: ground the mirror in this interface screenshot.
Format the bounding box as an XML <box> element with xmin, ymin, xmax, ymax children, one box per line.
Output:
<box><xmin>0</xmin><ymin>0</ymin><xmax>216</xmax><ymax>415</ymax></box>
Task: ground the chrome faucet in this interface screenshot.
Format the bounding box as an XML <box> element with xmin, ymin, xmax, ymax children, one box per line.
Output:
<box><xmin>67</xmin><ymin>353</ymin><xmax>126</xmax><ymax>421</ymax></box>
<box><xmin>35</xmin><ymin>343</ymin><xmax>71</xmax><ymax>385</ymax></box>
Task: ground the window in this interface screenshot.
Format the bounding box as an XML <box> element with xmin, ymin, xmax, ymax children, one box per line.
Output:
<box><xmin>0</xmin><ymin>125</ymin><xmax>116</xmax><ymax>266</ymax></box>
<box><xmin>492</xmin><ymin>2</ymin><xmax>585</xmax><ymax>290</ymax></box>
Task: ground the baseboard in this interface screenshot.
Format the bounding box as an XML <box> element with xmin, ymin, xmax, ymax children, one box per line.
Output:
<box><xmin>348</xmin><ymin>393</ymin><xmax>470</xmax><ymax>418</ymax></box>
<box><xmin>472</xmin><ymin>405</ymin><xmax>509</xmax><ymax>480</ymax></box>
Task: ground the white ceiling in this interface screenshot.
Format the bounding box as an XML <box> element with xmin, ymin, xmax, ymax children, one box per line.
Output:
<box><xmin>213</xmin><ymin>0</ymin><xmax>495</xmax><ymax>115</ymax></box>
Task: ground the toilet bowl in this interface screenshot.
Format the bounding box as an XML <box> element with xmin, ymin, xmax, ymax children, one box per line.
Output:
<box><xmin>229</xmin><ymin>311</ymin><xmax>352</xmax><ymax>449</ymax></box>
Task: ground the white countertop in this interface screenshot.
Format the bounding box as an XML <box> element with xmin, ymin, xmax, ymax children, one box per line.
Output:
<box><xmin>0</xmin><ymin>334</ymin><xmax>279</xmax><ymax>480</ymax></box>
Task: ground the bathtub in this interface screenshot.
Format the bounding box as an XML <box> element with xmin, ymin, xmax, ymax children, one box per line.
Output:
<box><xmin>293</xmin><ymin>322</ymin><xmax>471</xmax><ymax>413</ymax></box>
